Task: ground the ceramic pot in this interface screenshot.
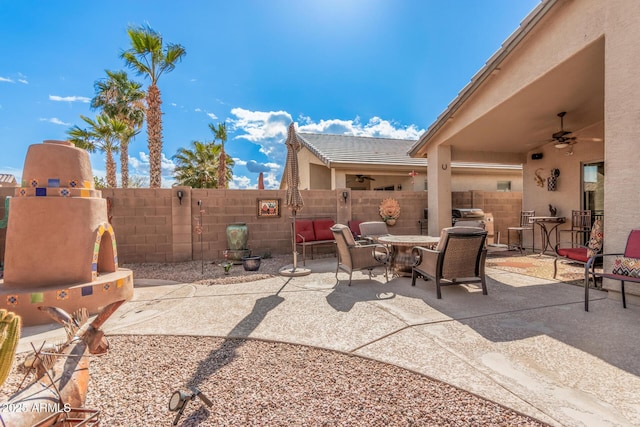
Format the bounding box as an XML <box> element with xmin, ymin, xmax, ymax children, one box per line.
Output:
<box><xmin>242</xmin><ymin>256</ymin><xmax>261</xmax><ymax>271</ymax></box>
<box><xmin>226</xmin><ymin>223</ymin><xmax>248</xmax><ymax>250</ymax></box>
<box><xmin>385</xmin><ymin>219</ymin><xmax>396</xmax><ymax>226</ymax></box>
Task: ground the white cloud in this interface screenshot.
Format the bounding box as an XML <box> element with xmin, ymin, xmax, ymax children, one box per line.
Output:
<box><xmin>49</xmin><ymin>95</ymin><xmax>90</xmax><ymax>103</ymax></box>
<box><xmin>129</xmin><ymin>152</ymin><xmax>176</xmax><ymax>179</ymax></box>
<box><xmin>233</xmin><ymin>158</ymin><xmax>247</xmax><ymax>166</ymax></box>
<box><xmin>0</xmin><ymin>77</ymin><xmax>14</xmax><ymax>83</ymax></box>
<box><xmin>206</xmin><ymin>113</ymin><xmax>218</xmax><ymax>120</ymax></box>
<box><xmin>195</xmin><ymin>108</ymin><xmax>202</xmax><ymax>112</ymax></box>
<box><xmin>297</xmin><ymin>116</ymin><xmax>424</xmax><ymax>140</ymax></box>
<box><xmin>262</xmin><ymin>172</ymin><xmax>280</xmax><ymax>189</ymax></box>
<box><xmin>39</xmin><ymin>117</ymin><xmax>70</xmax><ymax>126</ymax></box>
<box><xmin>18</xmin><ymin>79</ymin><xmax>28</xmax><ymax>84</ymax></box>
<box><xmin>229</xmin><ymin>175</ymin><xmax>252</xmax><ymax>189</ymax></box>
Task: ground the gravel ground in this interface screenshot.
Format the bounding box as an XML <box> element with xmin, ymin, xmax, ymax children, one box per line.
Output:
<box><xmin>2</xmin><ymin>337</ymin><xmax>548</xmax><ymax>426</ymax></box>
<box><xmin>122</xmin><ymin>254</ymin><xmax>295</xmax><ymax>286</ymax></box>
<box><xmin>1</xmin><ymin>258</ymin><xmax>550</xmax><ymax>426</ymax></box>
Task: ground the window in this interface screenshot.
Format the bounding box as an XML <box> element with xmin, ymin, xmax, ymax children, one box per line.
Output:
<box><xmin>497</xmin><ymin>181</ymin><xmax>511</xmax><ymax>192</ymax></box>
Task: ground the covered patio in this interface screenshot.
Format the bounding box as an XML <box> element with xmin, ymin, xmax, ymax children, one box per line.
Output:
<box><xmin>409</xmin><ymin>0</ymin><xmax>639</xmax><ymax>303</ymax></box>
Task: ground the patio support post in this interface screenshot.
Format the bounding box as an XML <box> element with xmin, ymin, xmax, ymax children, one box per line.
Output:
<box><xmin>427</xmin><ymin>144</ymin><xmax>452</xmax><ymax>235</ymax></box>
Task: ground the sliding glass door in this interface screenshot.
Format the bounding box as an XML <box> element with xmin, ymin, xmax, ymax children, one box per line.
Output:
<box><xmin>582</xmin><ymin>161</ymin><xmax>604</xmax><ymax>221</ymax></box>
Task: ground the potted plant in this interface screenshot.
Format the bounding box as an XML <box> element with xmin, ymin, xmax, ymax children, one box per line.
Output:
<box><xmin>379</xmin><ymin>198</ymin><xmax>400</xmax><ymax>226</ymax></box>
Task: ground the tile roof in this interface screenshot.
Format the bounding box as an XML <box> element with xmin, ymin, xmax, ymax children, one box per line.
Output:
<box><xmin>296</xmin><ymin>133</ymin><xmax>521</xmax><ymax>170</ymax></box>
<box><xmin>297</xmin><ymin>133</ymin><xmax>427</xmax><ymax>168</ymax></box>
<box><xmin>0</xmin><ymin>174</ymin><xmax>17</xmax><ymax>184</ymax></box>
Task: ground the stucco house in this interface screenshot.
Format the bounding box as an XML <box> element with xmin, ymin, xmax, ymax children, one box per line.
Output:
<box><xmin>408</xmin><ymin>0</ymin><xmax>638</xmax><ymax>303</ymax></box>
<box><xmin>0</xmin><ymin>174</ymin><xmax>18</xmax><ymax>188</ymax></box>
<box><xmin>280</xmin><ymin>133</ymin><xmax>522</xmax><ymax>192</ymax></box>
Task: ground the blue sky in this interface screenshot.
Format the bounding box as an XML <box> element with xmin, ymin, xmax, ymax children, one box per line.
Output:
<box><xmin>0</xmin><ymin>0</ymin><xmax>539</xmax><ymax>189</ymax></box>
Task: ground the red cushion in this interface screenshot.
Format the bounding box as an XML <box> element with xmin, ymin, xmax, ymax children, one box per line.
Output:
<box><xmin>348</xmin><ymin>220</ymin><xmax>363</xmax><ymax>238</ymax></box>
<box><xmin>313</xmin><ymin>219</ymin><xmax>335</xmax><ymax>241</ymax></box>
<box><xmin>295</xmin><ymin>220</ymin><xmax>315</xmax><ymax>243</ymax></box>
<box><xmin>625</xmin><ymin>230</ymin><xmax>640</xmax><ymax>258</ymax></box>
<box><xmin>557</xmin><ymin>247</ymin><xmax>589</xmax><ymax>263</ymax></box>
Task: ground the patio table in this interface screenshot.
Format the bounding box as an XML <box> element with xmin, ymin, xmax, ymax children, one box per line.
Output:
<box><xmin>378</xmin><ymin>235</ymin><xmax>440</xmax><ymax>277</ymax></box>
<box><xmin>531</xmin><ymin>216</ymin><xmax>566</xmax><ymax>255</ymax></box>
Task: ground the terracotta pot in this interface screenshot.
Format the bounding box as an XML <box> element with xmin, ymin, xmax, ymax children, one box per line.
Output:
<box><xmin>385</xmin><ymin>219</ymin><xmax>396</xmax><ymax>226</ymax></box>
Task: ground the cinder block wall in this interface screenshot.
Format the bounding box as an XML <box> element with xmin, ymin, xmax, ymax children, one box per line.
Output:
<box><xmin>351</xmin><ymin>190</ymin><xmax>429</xmax><ymax>235</ymax></box>
<box><xmin>0</xmin><ymin>188</ymin><xmax>522</xmax><ymax>265</ymax></box>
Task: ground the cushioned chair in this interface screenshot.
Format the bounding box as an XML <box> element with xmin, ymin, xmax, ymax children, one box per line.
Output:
<box><xmin>411</xmin><ymin>227</ymin><xmax>488</xmax><ymax>299</ymax></box>
<box><xmin>560</xmin><ymin>210</ymin><xmax>592</xmax><ymax>246</ymax></box>
<box><xmin>554</xmin><ymin>219</ymin><xmax>603</xmax><ymax>281</ymax></box>
<box><xmin>507</xmin><ymin>210</ymin><xmax>535</xmax><ymax>253</ymax></box>
<box><xmin>586</xmin><ymin>228</ymin><xmax>640</xmax><ymax>311</ymax></box>
<box><xmin>359</xmin><ymin>221</ymin><xmax>390</xmax><ymax>243</ymax></box>
<box><xmin>330</xmin><ymin>224</ymin><xmax>389</xmax><ymax>286</ymax></box>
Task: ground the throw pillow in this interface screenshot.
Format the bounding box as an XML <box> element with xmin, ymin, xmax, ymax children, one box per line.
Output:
<box><xmin>612</xmin><ymin>256</ymin><xmax>640</xmax><ymax>278</ymax></box>
<box><xmin>587</xmin><ymin>219</ymin><xmax>603</xmax><ymax>258</ymax></box>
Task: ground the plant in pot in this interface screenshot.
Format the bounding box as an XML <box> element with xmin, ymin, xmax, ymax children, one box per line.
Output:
<box><xmin>242</xmin><ymin>256</ymin><xmax>261</xmax><ymax>272</ymax></box>
<box><xmin>379</xmin><ymin>198</ymin><xmax>400</xmax><ymax>226</ymax></box>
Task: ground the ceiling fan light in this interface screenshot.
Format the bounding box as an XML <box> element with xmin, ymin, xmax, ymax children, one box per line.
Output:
<box><xmin>554</xmin><ymin>142</ymin><xmax>569</xmax><ymax>149</ymax></box>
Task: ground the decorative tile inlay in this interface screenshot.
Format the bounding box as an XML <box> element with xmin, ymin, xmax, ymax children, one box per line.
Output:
<box><xmin>18</xmin><ymin>188</ymin><xmax>27</xmax><ymax>197</ymax></box>
<box><xmin>6</xmin><ymin>295</ymin><xmax>18</xmax><ymax>306</ymax></box>
<box><xmin>69</xmin><ymin>180</ymin><xmax>78</xmax><ymax>188</ymax></box>
<box><xmin>35</xmin><ymin>188</ymin><xmax>47</xmax><ymax>197</ymax></box>
<box><xmin>117</xmin><ymin>279</ymin><xmax>124</xmax><ymax>288</ymax></box>
<box><xmin>48</xmin><ymin>178</ymin><xmax>60</xmax><ymax>188</ymax></box>
<box><xmin>103</xmin><ymin>283</ymin><xmax>111</xmax><ymax>292</ymax></box>
<box><xmin>91</xmin><ymin>263</ymin><xmax>98</xmax><ymax>272</ymax></box>
<box><xmin>81</xmin><ymin>286</ymin><xmax>93</xmax><ymax>297</ymax></box>
<box><xmin>59</xmin><ymin>188</ymin><xmax>70</xmax><ymax>197</ymax></box>
<box><xmin>56</xmin><ymin>290</ymin><xmax>69</xmax><ymax>300</ymax></box>
<box><xmin>30</xmin><ymin>179</ymin><xmax>39</xmax><ymax>187</ymax></box>
<box><xmin>30</xmin><ymin>292</ymin><xmax>44</xmax><ymax>304</ymax></box>
<box><xmin>80</xmin><ymin>189</ymin><xmax>90</xmax><ymax>198</ymax></box>
<box><xmin>83</xmin><ymin>180</ymin><xmax>91</xmax><ymax>189</ymax></box>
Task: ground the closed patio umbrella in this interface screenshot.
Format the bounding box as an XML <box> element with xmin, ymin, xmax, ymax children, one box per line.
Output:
<box><xmin>280</xmin><ymin>123</ymin><xmax>311</xmax><ymax>276</ymax></box>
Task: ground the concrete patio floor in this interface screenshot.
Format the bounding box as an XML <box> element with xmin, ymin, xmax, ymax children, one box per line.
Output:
<box><xmin>18</xmin><ymin>259</ymin><xmax>640</xmax><ymax>427</ymax></box>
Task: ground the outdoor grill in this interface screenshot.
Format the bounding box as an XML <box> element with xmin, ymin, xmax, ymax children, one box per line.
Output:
<box><xmin>451</xmin><ymin>208</ymin><xmax>485</xmax><ymax>225</ymax></box>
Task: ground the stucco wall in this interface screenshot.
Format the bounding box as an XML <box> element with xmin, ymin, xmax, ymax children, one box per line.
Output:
<box><xmin>0</xmin><ymin>188</ymin><xmax>522</xmax><ymax>265</ymax></box>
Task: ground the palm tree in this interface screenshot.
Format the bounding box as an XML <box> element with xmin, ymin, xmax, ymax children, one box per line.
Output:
<box><xmin>121</xmin><ymin>24</ymin><xmax>186</xmax><ymax>188</ymax></box>
<box><xmin>91</xmin><ymin>70</ymin><xmax>146</xmax><ymax>188</ymax></box>
<box><xmin>172</xmin><ymin>141</ymin><xmax>220</xmax><ymax>188</ymax></box>
<box><xmin>210</xmin><ymin>122</ymin><xmax>229</xmax><ymax>189</ymax></box>
<box><xmin>68</xmin><ymin>114</ymin><xmax>128</xmax><ymax>188</ymax></box>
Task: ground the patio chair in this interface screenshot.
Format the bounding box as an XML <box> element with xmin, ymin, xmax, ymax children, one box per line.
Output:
<box><xmin>507</xmin><ymin>210</ymin><xmax>535</xmax><ymax>253</ymax></box>
<box><xmin>554</xmin><ymin>219</ymin><xmax>603</xmax><ymax>281</ymax></box>
<box><xmin>359</xmin><ymin>221</ymin><xmax>390</xmax><ymax>243</ymax></box>
<box><xmin>559</xmin><ymin>210</ymin><xmax>592</xmax><ymax>246</ymax></box>
<box><xmin>411</xmin><ymin>227</ymin><xmax>488</xmax><ymax>299</ymax></box>
<box><xmin>330</xmin><ymin>224</ymin><xmax>389</xmax><ymax>286</ymax></box>
<box><xmin>585</xmin><ymin>228</ymin><xmax>640</xmax><ymax>311</ymax></box>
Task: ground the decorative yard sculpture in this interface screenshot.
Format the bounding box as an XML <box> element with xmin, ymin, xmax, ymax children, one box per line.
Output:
<box><xmin>0</xmin><ymin>300</ymin><xmax>124</xmax><ymax>426</ymax></box>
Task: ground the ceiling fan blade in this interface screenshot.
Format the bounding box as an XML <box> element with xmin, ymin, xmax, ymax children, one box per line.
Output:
<box><xmin>576</xmin><ymin>137</ymin><xmax>603</xmax><ymax>142</ymax></box>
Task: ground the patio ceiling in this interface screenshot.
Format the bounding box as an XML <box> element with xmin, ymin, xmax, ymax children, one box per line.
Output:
<box><xmin>418</xmin><ymin>37</ymin><xmax>604</xmax><ymax>162</ymax></box>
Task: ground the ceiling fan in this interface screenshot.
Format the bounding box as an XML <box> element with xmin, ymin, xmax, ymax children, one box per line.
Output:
<box><xmin>354</xmin><ymin>174</ymin><xmax>375</xmax><ymax>183</ymax></box>
<box><xmin>549</xmin><ymin>111</ymin><xmax>602</xmax><ymax>149</ymax></box>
